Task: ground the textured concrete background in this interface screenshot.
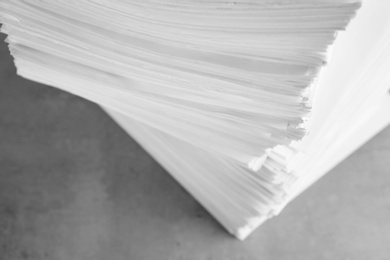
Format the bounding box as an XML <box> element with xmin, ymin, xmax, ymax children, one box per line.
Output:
<box><xmin>0</xmin><ymin>33</ymin><xmax>389</xmax><ymax>260</ymax></box>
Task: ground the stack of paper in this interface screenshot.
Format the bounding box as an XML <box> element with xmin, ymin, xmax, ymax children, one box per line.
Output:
<box><xmin>2</xmin><ymin>0</ymin><xmax>383</xmax><ymax>240</ymax></box>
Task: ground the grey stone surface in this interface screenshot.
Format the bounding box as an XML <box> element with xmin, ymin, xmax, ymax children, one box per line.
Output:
<box><xmin>0</xmin><ymin>33</ymin><xmax>389</xmax><ymax>260</ymax></box>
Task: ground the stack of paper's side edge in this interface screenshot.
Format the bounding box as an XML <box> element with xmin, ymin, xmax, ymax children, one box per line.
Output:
<box><xmin>282</xmin><ymin>0</ymin><xmax>390</xmax><ymax>205</ymax></box>
<box><xmin>0</xmin><ymin>0</ymin><xmax>365</xmax><ymax>240</ymax></box>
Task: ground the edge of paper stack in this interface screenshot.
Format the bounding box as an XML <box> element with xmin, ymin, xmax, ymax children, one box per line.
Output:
<box><xmin>1</xmin><ymin>0</ymin><xmax>389</xmax><ymax>240</ymax></box>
